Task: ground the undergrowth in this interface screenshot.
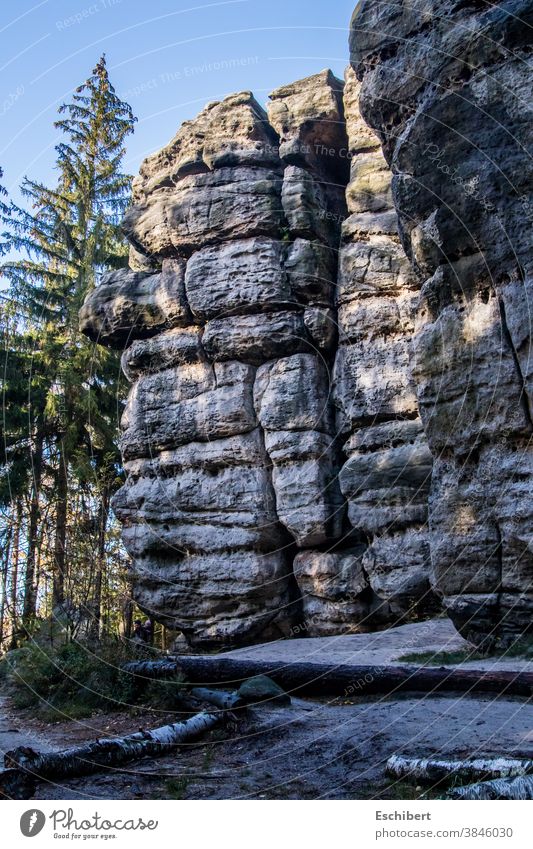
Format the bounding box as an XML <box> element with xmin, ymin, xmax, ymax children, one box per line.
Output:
<box><xmin>0</xmin><ymin>638</ymin><xmax>186</xmax><ymax>721</ymax></box>
<box><xmin>398</xmin><ymin>636</ymin><xmax>533</xmax><ymax>665</ymax></box>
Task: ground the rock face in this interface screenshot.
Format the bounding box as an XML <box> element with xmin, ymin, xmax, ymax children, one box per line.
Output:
<box><xmin>81</xmin><ymin>68</ymin><xmax>438</xmax><ymax>647</ymax></box>
<box><xmin>350</xmin><ymin>0</ymin><xmax>533</xmax><ymax>645</ymax></box>
<box><xmin>332</xmin><ymin>67</ymin><xmax>435</xmax><ymax>621</ymax></box>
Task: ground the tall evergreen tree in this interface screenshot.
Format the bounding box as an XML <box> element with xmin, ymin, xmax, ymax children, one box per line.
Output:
<box><xmin>0</xmin><ymin>168</ymin><xmax>7</xmax><ymax>215</ymax></box>
<box><xmin>0</xmin><ymin>167</ymin><xmax>9</xmax><ymax>257</ymax></box>
<box><xmin>2</xmin><ymin>56</ymin><xmax>136</xmax><ymax>618</ymax></box>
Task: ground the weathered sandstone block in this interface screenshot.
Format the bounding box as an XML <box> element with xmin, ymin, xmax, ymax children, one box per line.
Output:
<box><xmin>293</xmin><ymin>548</ymin><xmax>375</xmax><ymax>636</ymax></box>
<box><xmin>351</xmin><ymin>0</ymin><xmax>533</xmax><ymax>644</ymax></box>
<box><xmin>81</xmin><ymin>66</ymin><xmax>438</xmax><ymax>645</ymax></box>
<box><xmin>331</xmin><ymin>66</ymin><xmax>435</xmax><ymax>618</ymax></box>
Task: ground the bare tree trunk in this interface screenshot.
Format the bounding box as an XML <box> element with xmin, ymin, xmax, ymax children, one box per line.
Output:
<box><xmin>9</xmin><ymin>500</ymin><xmax>22</xmax><ymax>650</ymax></box>
<box><xmin>22</xmin><ymin>432</ymin><xmax>43</xmax><ymax>632</ymax></box>
<box><xmin>4</xmin><ymin>711</ymin><xmax>221</xmax><ymax>785</ymax></box>
<box><xmin>0</xmin><ymin>528</ymin><xmax>12</xmax><ymax>649</ymax></box>
<box><xmin>121</xmin><ymin>656</ymin><xmax>533</xmax><ymax>698</ymax></box>
<box><xmin>89</xmin><ymin>487</ymin><xmax>109</xmax><ymax>641</ymax></box>
<box><xmin>52</xmin><ymin>440</ymin><xmax>68</xmax><ymax>608</ymax></box>
<box><xmin>190</xmin><ymin>688</ymin><xmax>245</xmax><ymax>710</ymax></box>
<box><xmin>387</xmin><ymin>754</ymin><xmax>533</xmax><ymax>785</ymax></box>
<box><xmin>123</xmin><ymin>592</ymin><xmax>134</xmax><ymax>640</ymax></box>
<box><xmin>31</xmin><ymin>517</ymin><xmax>47</xmax><ymax>625</ymax></box>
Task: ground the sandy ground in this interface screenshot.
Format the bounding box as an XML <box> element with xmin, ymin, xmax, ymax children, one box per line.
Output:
<box><xmin>1</xmin><ymin>620</ymin><xmax>531</xmax><ymax>801</ymax></box>
<box><xmin>0</xmin><ymin>696</ymin><xmax>53</xmax><ymax>756</ymax></box>
<box><xmin>1</xmin><ymin>691</ymin><xmax>532</xmax><ymax>801</ymax></box>
<box><xmin>220</xmin><ymin>619</ymin><xmax>533</xmax><ymax>672</ymax></box>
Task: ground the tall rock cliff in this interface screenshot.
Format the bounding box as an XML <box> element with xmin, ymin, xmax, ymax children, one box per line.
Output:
<box><xmin>350</xmin><ymin>0</ymin><xmax>533</xmax><ymax>646</ymax></box>
<box><xmin>332</xmin><ymin>67</ymin><xmax>434</xmax><ymax>621</ymax></box>
<box><xmin>80</xmin><ymin>69</ymin><xmax>437</xmax><ymax>647</ymax></box>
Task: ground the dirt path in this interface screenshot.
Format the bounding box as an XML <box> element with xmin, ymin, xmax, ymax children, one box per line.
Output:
<box><xmin>2</xmin><ymin>689</ymin><xmax>531</xmax><ymax>801</ymax></box>
<box><xmin>2</xmin><ymin>620</ymin><xmax>531</xmax><ymax>800</ymax></box>
<box><xmin>0</xmin><ymin>695</ymin><xmax>53</xmax><ymax>758</ymax></box>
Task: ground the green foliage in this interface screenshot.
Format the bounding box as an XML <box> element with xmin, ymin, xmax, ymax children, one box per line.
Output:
<box><xmin>0</xmin><ymin>167</ymin><xmax>9</xmax><ymax>255</ymax></box>
<box><xmin>0</xmin><ymin>55</ymin><xmax>136</xmax><ymax>631</ymax></box>
<box><xmin>0</xmin><ymin>305</ymin><xmax>50</xmax><ymax>506</ymax></box>
<box><xmin>1</xmin><ymin>56</ymin><xmax>136</xmax><ymax>490</ymax></box>
<box><xmin>397</xmin><ymin>637</ymin><xmax>533</xmax><ymax>665</ymax></box>
<box><xmin>144</xmin><ymin>675</ymin><xmax>189</xmax><ymax>711</ymax></box>
<box><xmin>1</xmin><ymin>637</ymin><xmax>164</xmax><ymax>718</ymax></box>
<box><xmin>165</xmin><ymin>777</ymin><xmax>191</xmax><ymax>800</ymax></box>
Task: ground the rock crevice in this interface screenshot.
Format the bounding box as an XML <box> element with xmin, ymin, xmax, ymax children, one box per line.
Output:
<box><xmin>81</xmin><ymin>66</ymin><xmax>438</xmax><ymax>647</ymax></box>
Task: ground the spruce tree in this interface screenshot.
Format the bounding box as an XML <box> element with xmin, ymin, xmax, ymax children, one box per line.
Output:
<box><xmin>0</xmin><ymin>304</ymin><xmax>53</xmax><ymax>635</ymax></box>
<box><xmin>1</xmin><ymin>56</ymin><xmax>136</xmax><ymax>618</ymax></box>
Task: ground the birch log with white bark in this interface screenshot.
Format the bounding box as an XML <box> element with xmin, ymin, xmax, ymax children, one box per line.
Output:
<box><xmin>5</xmin><ymin>711</ymin><xmax>220</xmax><ymax>783</ymax></box>
<box><xmin>387</xmin><ymin>755</ymin><xmax>533</xmax><ymax>785</ymax></box>
<box><xmin>448</xmin><ymin>776</ymin><xmax>533</xmax><ymax>800</ymax></box>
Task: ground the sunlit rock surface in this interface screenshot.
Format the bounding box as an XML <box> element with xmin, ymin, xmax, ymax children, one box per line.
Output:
<box><xmin>331</xmin><ymin>66</ymin><xmax>436</xmax><ymax>623</ymax></box>
<box><xmin>81</xmin><ymin>68</ymin><xmax>436</xmax><ymax>646</ymax></box>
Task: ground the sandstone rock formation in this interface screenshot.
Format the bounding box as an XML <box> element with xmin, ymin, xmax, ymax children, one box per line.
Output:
<box><xmin>81</xmin><ymin>68</ymin><xmax>438</xmax><ymax>647</ymax></box>
<box><xmin>332</xmin><ymin>67</ymin><xmax>435</xmax><ymax>621</ymax></box>
<box><xmin>350</xmin><ymin>0</ymin><xmax>533</xmax><ymax>646</ymax></box>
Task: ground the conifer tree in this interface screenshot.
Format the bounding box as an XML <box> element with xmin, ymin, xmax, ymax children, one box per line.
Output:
<box><xmin>0</xmin><ymin>298</ymin><xmax>51</xmax><ymax>635</ymax></box>
<box><xmin>1</xmin><ymin>57</ymin><xmax>136</xmax><ymax>619</ymax></box>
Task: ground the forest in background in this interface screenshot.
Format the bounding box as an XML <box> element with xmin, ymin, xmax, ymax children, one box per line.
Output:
<box><xmin>0</xmin><ymin>56</ymin><xmax>147</xmax><ymax>654</ymax></box>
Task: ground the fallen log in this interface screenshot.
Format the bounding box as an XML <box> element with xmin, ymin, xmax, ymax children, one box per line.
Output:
<box><xmin>190</xmin><ymin>687</ymin><xmax>245</xmax><ymax>710</ymax></box>
<box><xmin>5</xmin><ymin>711</ymin><xmax>221</xmax><ymax>785</ymax></box>
<box><xmin>448</xmin><ymin>775</ymin><xmax>533</xmax><ymax>800</ymax></box>
<box><xmin>387</xmin><ymin>754</ymin><xmax>533</xmax><ymax>785</ymax></box>
<box><xmin>122</xmin><ymin>660</ymin><xmax>180</xmax><ymax>679</ymax></box>
<box><xmin>117</xmin><ymin>659</ymin><xmax>243</xmax><ymax>711</ymax></box>
<box><xmin>0</xmin><ymin>767</ymin><xmax>36</xmax><ymax>800</ymax></box>
<box><xmin>121</xmin><ymin>657</ymin><xmax>533</xmax><ymax>698</ymax></box>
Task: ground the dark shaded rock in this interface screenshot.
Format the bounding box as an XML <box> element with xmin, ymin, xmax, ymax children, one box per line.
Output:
<box><xmin>79</xmin><ymin>265</ymin><xmax>190</xmax><ymax>346</ymax></box>
<box><xmin>237</xmin><ymin>675</ymin><xmax>291</xmax><ymax>707</ymax></box>
<box><xmin>351</xmin><ymin>0</ymin><xmax>533</xmax><ymax>644</ymax></box>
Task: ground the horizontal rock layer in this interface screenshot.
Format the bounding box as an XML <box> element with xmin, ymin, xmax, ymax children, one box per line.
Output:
<box><xmin>81</xmin><ymin>65</ymin><xmax>439</xmax><ymax>646</ymax></box>
<box><xmin>330</xmin><ymin>66</ymin><xmax>437</xmax><ymax>628</ymax></box>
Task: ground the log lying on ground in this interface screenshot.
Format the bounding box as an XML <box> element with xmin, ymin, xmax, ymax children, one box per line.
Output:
<box><xmin>5</xmin><ymin>711</ymin><xmax>221</xmax><ymax>784</ymax></box>
<box><xmin>448</xmin><ymin>775</ymin><xmax>533</xmax><ymax>800</ymax></box>
<box><xmin>190</xmin><ymin>687</ymin><xmax>245</xmax><ymax>710</ymax></box>
<box><xmin>121</xmin><ymin>657</ymin><xmax>533</xmax><ymax>698</ymax></box>
<box><xmin>387</xmin><ymin>754</ymin><xmax>533</xmax><ymax>785</ymax></box>
<box><xmin>124</xmin><ymin>660</ymin><xmax>180</xmax><ymax>678</ymax></box>
<box><xmin>119</xmin><ymin>661</ymin><xmax>244</xmax><ymax>710</ymax></box>
<box><xmin>0</xmin><ymin>767</ymin><xmax>36</xmax><ymax>800</ymax></box>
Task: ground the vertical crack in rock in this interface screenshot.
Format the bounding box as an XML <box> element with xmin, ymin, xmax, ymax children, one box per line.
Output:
<box><xmin>330</xmin><ymin>66</ymin><xmax>438</xmax><ymax>628</ymax></box>
<box><xmin>80</xmin><ymin>62</ymin><xmax>441</xmax><ymax>647</ymax></box>
<box><xmin>351</xmin><ymin>0</ymin><xmax>533</xmax><ymax>646</ymax></box>
<box><xmin>498</xmin><ymin>295</ymin><xmax>533</xmax><ymax>433</ymax></box>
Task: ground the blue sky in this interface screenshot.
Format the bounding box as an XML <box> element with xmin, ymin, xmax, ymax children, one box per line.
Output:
<box><xmin>1</xmin><ymin>0</ymin><xmax>356</xmax><ymax>204</ymax></box>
